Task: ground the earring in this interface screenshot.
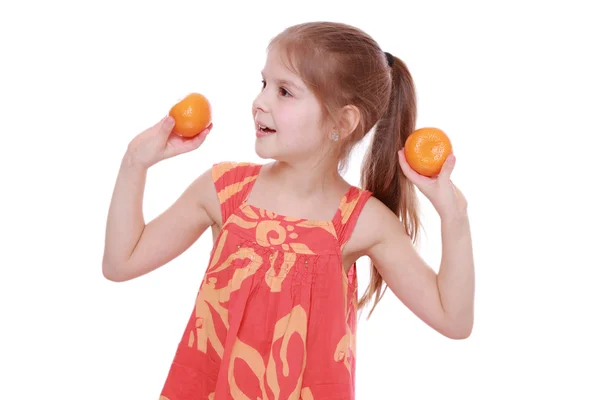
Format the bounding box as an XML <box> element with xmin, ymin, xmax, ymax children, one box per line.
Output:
<box><xmin>330</xmin><ymin>132</ymin><xmax>339</xmax><ymax>142</ymax></box>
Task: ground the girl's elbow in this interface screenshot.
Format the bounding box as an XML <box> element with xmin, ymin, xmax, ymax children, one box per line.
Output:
<box><xmin>446</xmin><ymin>327</ymin><xmax>472</xmax><ymax>340</ymax></box>
<box><xmin>102</xmin><ymin>261</ymin><xmax>128</xmax><ymax>282</ymax></box>
<box><xmin>443</xmin><ymin>318</ymin><xmax>473</xmax><ymax>340</ymax></box>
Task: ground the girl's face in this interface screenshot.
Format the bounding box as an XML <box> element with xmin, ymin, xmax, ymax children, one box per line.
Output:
<box><xmin>252</xmin><ymin>48</ymin><xmax>332</xmax><ymax>164</ymax></box>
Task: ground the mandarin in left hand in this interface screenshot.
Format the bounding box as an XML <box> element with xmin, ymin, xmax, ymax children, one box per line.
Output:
<box><xmin>404</xmin><ymin>127</ymin><xmax>453</xmax><ymax>177</ymax></box>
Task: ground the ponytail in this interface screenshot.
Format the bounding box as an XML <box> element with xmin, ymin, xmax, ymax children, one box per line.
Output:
<box><xmin>359</xmin><ymin>54</ymin><xmax>420</xmax><ymax>318</ymax></box>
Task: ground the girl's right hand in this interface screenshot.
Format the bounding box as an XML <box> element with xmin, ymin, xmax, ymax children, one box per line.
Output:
<box><xmin>126</xmin><ymin>116</ymin><xmax>213</xmax><ymax>168</ymax></box>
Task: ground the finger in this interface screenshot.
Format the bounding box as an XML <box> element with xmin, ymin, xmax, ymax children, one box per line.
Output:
<box><xmin>201</xmin><ymin>122</ymin><xmax>213</xmax><ymax>134</ymax></box>
<box><xmin>150</xmin><ymin>115</ymin><xmax>171</xmax><ymax>132</ymax></box>
<box><xmin>189</xmin><ymin>124</ymin><xmax>213</xmax><ymax>147</ymax></box>
<box><xmin>398</xmin><ymin>149</ymin><xmax>432</xmax><ymax>185</ymax></box>
<box><xmin>438</xmin><ymin>153</ymin><xmax>456</xmax><ymax>180</ymax></box>
<box><xmin>169</xmin><ymin>125</ymin><xmax>212</xmax><ymax>156</ymax></box>
<box><xmin>183</xmin><ymin>128</ymin><xmax>211</xmax><ymax>151</ymax></box>
<box><xmin>160</xmin><ymin>116</ymin><xmax>175</xmax><ymax>135</ymax></box>
<box><xmin>397</xmin><ymin>149</ymin><xmax>418</xmax><ymax>179</ymax></box>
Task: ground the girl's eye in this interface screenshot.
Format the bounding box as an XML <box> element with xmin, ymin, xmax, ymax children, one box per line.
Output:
<box><xmin>261</xmin><ymin>80</ymin><xmax>292</xmax><ymax>97</ymax></box>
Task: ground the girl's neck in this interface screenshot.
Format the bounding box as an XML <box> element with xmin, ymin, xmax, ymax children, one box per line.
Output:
<box><xmin>268</xmin><ymin>159</ymin><xmax>345</xmax><ymax>198</ymax></box>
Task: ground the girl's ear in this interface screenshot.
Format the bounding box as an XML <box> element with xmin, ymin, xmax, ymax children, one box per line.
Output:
<box><xmin>335</xmin><ymin>104</ymin><xmax>361</xmax><ymax>140</ymax></box>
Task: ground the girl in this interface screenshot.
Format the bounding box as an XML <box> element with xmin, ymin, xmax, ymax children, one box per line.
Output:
<box><xmin>103</xmin><ymin>21</ymin><xmax>474</xmax><ymax>400</ymax></box>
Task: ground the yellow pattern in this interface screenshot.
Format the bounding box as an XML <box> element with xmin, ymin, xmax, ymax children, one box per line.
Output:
<box><xmin>265</xmin><ymin>251</ymin><xmax>295</xmax><ymax>292</ymax></box>
<box><xmin>267</xmin><ymin>305</ymin><xmax>308</xmax><ymax>399</ymax></box>
<box><xmin>188</xmin><ymin>248</ymin><xmax>263</xmax><ymax>357</ymax></box>
<box><xmin>207</xmin><ymin>230</ymin><xmax>228</xmax><ymax>271</ymax></box>
<box><xmin>334</xmin><ymin>331</ymin><xmax>354</xmax><ymax>372</ymax></box>
<box><xmin>241</xmin><ymin>205</ymin><xmax>260</xmax><ymax>219</ymax></box>
<box><xmin>256</xmin><ymin>220</ymin><xmax>288</xmax><ymax>246</ymax></box>
<box><xmin>288</xmin><ymin>243</ymin><xmax>314</xmax><ymax>254</ymax></box>
<box><xmin>217</xmin><ymin>175</ymin><xmax>258</xmax><ymax>204</ymax></box>
<box><xmin>338</xmin><ymin>193</ymin><xmax>360</xmax><ymax>225</ymax></box>
<box><xmin>224</xmin><ymin>305</ymin><xmax>308</xmax><ymax>399</ymax></box>
<box><xmin>228</xmin><ymin>338</ymin><xmax>269</xmax><ymax>400</ymax></box>
<box><xmin>211</xmin><ymin>161</ymin><xmax>253</xmax><ymax>182</ymax></box>
<box><xmin>231</xmin><ymin>206</ymin><xmax>321</xmax><ymax>254</ymax></box>
<box><xmin>226</xmin><ymin>214</ymin><xmax>260</xmax><ymax>230</ymax></box>
<box><xmin>300</xmin><ymin>387</ymin><xmax>314</xmax><ymax>399</ymax></box>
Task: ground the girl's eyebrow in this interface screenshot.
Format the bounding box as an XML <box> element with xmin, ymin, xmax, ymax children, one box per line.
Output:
<box><xmin>261</xmin><ymin>72</ymin><xmax>305</xmax><ymax>93</ymax></box>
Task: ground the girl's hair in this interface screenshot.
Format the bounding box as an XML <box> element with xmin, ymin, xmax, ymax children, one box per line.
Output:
<box><xmin>269</xmin><ymin>22</ymin><xmax>420</xmax><ymax>318</ymax></box>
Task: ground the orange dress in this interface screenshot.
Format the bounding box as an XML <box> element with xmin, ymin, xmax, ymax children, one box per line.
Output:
<box><xmin>159</xmin><ymin>161</ymin><xmax>372</xmax><ymax>400</ymax></box>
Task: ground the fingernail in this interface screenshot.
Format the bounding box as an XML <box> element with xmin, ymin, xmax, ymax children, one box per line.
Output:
<box><xmin>165</xmin><ymin>116</ymin><xmax>174</xmax><ymax>125</ymax></box>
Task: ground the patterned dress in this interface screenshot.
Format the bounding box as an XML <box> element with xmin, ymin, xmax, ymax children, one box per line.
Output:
<box><xmin>159</xmin><ymin>161</ymin><xmax>372</xmax><ymax>400</ymax></box>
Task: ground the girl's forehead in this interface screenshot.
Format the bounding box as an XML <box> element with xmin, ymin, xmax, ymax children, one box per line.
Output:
<box><xmin>262</xmin><ymin>51</ymin><xmax>306</xmax><ymax>89</ymax></box>
<box><xmin>264</xmin><ymin>48</ymin><xmax>292</xmax><ymax>71</ymax></box>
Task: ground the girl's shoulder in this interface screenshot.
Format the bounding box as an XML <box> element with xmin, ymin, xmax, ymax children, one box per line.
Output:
<box><xmin>210</xmin><ymin>161</ymin><xmax>264</xmax><ymax>221</ymax></box>
<box><xmin>211</xmin><ymin>161</ymin><xmax>264</xmax><ymax>187</ymax></box>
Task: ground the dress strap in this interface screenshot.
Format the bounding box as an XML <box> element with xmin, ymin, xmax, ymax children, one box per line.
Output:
<box><xmin>211</xmin><ymin>161</ymin><xmax>262</xmax><ymax>223</ymax></box>
<box><xmin>332</xmin><ymin>186</ymin><xmax>372</xmax><ymax>250</ymax></box>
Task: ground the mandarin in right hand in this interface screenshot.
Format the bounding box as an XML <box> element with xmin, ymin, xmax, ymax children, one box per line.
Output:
<box><xmin>168</xmin><ymin>93</ymin><xmax>212</xmax><ymax>138</ymax></box>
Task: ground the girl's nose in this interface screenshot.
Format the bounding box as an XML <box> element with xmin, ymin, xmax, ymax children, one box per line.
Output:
<box><xmin>252</xmin><ymin>91</ymin><xmax>269</xmax><ymax>114</ymax></box>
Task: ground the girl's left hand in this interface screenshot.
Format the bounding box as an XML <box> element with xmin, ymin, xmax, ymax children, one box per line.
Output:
<box><xmin>398</xmin><ymin>149</ymin><xmax>468</xmax><ymax>220</ymax></box>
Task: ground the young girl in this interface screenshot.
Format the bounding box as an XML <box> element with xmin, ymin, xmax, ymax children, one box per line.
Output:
<box><xmin>103</xmin><ymin>21</ymin><xmax>474</xmax><ymax>400</ymax></box>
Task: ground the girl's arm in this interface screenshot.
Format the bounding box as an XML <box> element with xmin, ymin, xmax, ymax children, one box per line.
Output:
<box><xmin>102</xmin><ymin>116</ymin><xmax>216</xmax><ymax>282</ymax></box>
<box><xmin>356</xmin><ymin>198</ymin><xmax>474</xmax><ymax>339</ymax></box>
<box><xmin>351</xmin><ymin>152</ymin><xmax>474</xmax><ymax>339</ymax></box>
<box><xmin>102</xmin><ymin>156</ymin><xmax>219</xmax><ymax>282</ymax></box>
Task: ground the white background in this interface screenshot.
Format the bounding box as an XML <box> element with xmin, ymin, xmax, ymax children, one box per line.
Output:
<box><xmin>1</xmin><ymin>0</ymin><xmax>599</xmax><ymax>399</ymax></box>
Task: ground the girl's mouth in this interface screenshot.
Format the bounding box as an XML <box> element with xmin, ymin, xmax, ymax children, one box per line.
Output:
<box><xmin>256</xmin><ymin>125</ymin><xmax>276</xmax><ymax>137</ymax></box>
